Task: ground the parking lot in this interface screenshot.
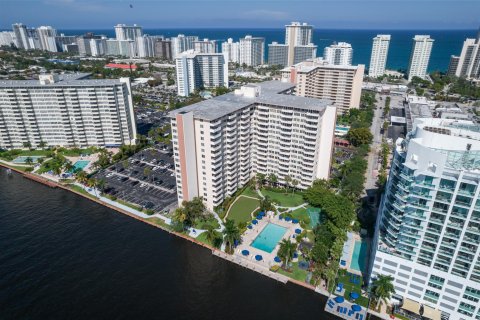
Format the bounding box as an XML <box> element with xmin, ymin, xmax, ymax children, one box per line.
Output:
<box><xmin>93</xmin><ymin>144</ymin><xmax>177</xmax><ymax>213</ymax></box>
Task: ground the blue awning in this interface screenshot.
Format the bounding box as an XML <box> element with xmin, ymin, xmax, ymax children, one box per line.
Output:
<box><xmin>242</xmin><ymin>250</ymin><xmax>250</xmax><ymax>256</ymax></box>
<box><xmin>247</xmin><ymin>225</ymin><xmax>253</xmax><ymax>229</ymax></box>
<box><xmin>255</xmin><ymin>255</ymin><xmax>263</xmax><ymax>261</ymax></box>
<box><xmin>334</xmin><ymin>296</ymin><xmax>344</xmax><ymax>303</ymax></box>
<box><xmin>292</xmin><ymin>219</ymin><xmax>299</xmax><ymax>224</ymax></box>
<box><xmin>274</xmin><ymin>256</ymin><xmax>281</xmax><ymax>263</ymax></box>
<box><xmin>352</xmin><ymin>304</ymin><xmax>362</xmax><ymax>312</ymax></box>
<box><xmin>295</xmin><ymin>228</ymin><xmax>302</xmax><ymax>234</ymax></box>
<box><xmin>252</xmin><ymin>219</ymin><xmax>258</xmax><ymax>225</ymax></box>
<box><xmin>285</xmin><ymin>217</ymin><xmax>292</xmax><ymax>222</ymax></box>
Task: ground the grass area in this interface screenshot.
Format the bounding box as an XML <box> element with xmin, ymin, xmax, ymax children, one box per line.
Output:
<box><xmin>69</xmin><ymin>184</ymin><xmax>97</xmax><ymax>200</ymax></box>
<box><xmin>289</xmin><ymin>207</ymin><xmax>310</xmax><ymax>225</ymax></box>
<box><xmin>277</xmin><ymin>260</ymin><xmax>309</xmax><ymax>282</ymax></box>
<box><xmin>227</xmin><ymin>196</ymin><xmax>260</xmax><ymax>224</ymax></box>
<box><xmin>114</xmin><ymin>197</ymin><xmax>143</xmax><ymax>211</ymax></box>
<box><xmin>145</xmin><ymin>217</ymin><xmax>171</xmax><ymax>230</ymax></box>
<box><xmin>194</xmin><ymin>216</ymin><xmax>220</xmax><ymax>230</ymax></box>
<box><xmin>241</xmin><ymin>186</ymin><xmax>260</xmax><ymax>198</ymax></box>
<box><xmin>58</xmin><ymin>147</ymin><xmax>97</xmax><ymax>157</ymax></box>
<box><xmin>260</xmin><ymin>188</ymin><xmax>304</xmax><ymax>207</ymax></box>
<box><xmin>0</xmin><ymin>149</ymin><xmax>53</xmax><ymax>161</ymax></box>
<box><xmin>336</xmin><ymin>270</ymin><xmax>369</xmax><ymax>308</ymax></box>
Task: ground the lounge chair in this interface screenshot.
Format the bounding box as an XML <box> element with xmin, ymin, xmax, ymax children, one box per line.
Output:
<box><xmin>348</xmin><ymin>310</ymin><xmax>354</xmax><ymax>316</ymax></box>
<box><xmin>359</xmin><ymin>314</ymin><xmax>363</xmax><ymax>320</ymax></box>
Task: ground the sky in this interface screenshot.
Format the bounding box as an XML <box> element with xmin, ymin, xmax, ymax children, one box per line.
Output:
<box><xmin>1</xmin><ymin>0</ymin><xmax>479</xmax><ymax>30</ymax></box>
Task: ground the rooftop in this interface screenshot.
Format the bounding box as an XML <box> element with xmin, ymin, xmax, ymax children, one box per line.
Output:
<box><xmin>169</xmin><ymin>80</ymin><xmax>333</xmax><ymax>120</ymax></box>
<box><xmin>281</xmin><ymin>58</ymin><xmax>363</xmax><ymax>73</ymax></box>
<box><xmin>0</xmin><ymin>73</ymin><xmax>126</xmax><ymax>87</ymax></box>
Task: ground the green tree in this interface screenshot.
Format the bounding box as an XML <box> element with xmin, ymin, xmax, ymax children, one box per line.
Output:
<box><xmin>372</xmin><ymin>274</ymin><xmax>395</xmax><ymax>310</ymax></box>
<box><xmin>346</xmin><ymin>127</ymin><xmax>373</xmax><ymax>147</ymax></box>
<box><xmin>173</xmin><ymin>197</ymin><xmax>206</xmax><ymax>229</ymax></box>
<box><xmin>277</xmin><ymin>239</ymin><xmax>297</xmax><ymax>269</ymax></box>
<box><xmin>204</xmin><ymin>225</ymin><xmax>222</xmax><ymax>248</ymax></box>
<box><xmin>268</xmin><ymin>173</ymin><xmax>278</xmax><ymax>186</ymax></box>
<box><xmin>256</xmin><ymin>172</ymin><xmax>266</xmax><ymax>187</ymax></box>
<box><xmin>223</xmin><ymin>219</ymin><xmax>241</xmax><ymax>254</ymax></box>
<box><xmin>284</xmin><ymin>175</ymin><xmax>292</xmax><ymax>191</ymax></box>
<box><xmin>259</xmin><ymin>195</ymin><xmax>274</xmax><ymax>212</ymax></box>
<box><xmin>38</xmin><ymin>141</ymin><xmax>47</xmax><ymax>149</ymax></box>
<box><xmin>291</xmin><ymin>179</ymin><xmax>299</xmax><ymax>193</ymax></box>
<box><xmin>76</xmin><ymin>169</ymin><xmax>88</xmax><ymax>184</ymax></box>
<box><xmin>25</xmin><ymin>157</ymin><xmax>33</xmax><ymax>166</ymax></box>
<box><xmin>23</xmin><ymin>141</ymin><xmax>32</xmax><ymax>149</ymax></box>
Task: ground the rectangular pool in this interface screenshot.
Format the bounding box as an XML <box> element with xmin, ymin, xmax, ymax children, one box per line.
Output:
<box><xmin>251</xmin><ymin>223</ymin><xmax>287</xmax><ymax>253</ymax></box>
<box><xmin>72</xmin><ymin>160</ymin><xmax>90</xmax><ymax>172</ymax></box>
<box><xmin>350</xmin><ymin>240</ymin><xmax>368</xmax><ymax>273</ymax></box>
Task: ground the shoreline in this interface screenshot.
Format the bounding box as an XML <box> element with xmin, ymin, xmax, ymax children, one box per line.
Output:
<box><xmin>0</xmin><ymin>161</ymin><xmax>387</xmax><ymax>320</ymax></box>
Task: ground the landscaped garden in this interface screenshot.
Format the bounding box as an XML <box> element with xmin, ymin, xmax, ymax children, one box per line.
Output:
<box><xmin>277</xmin><ymin>259</ymin><xmax>309</xmax><ymax>282</ymax></box>
<box><xmin>226</xmin><ymin>196</ymin><xmax>260</xmax><ymax>224</ymax></box>
<box><xmin>336</xmin><ymin>269</ymin><xmax>369</xmax><ymax>308</ymax></box>
<box><xmin>260</xmin><ymin>187</ymin><xmax>304</xmax><ymax>207</ymax></box>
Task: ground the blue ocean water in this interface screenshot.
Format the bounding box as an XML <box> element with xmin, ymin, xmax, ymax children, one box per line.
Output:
<box><xmin>59</xmin><ymin>28</ymin><xmax>478</xmax><ymax>72</ymax></box>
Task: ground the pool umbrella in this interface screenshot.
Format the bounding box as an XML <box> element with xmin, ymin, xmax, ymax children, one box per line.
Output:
<box><xmin>292</xmin><ymin>219</ymin><xmax>299</xmax><ymax>224</ymax></box>
<box><xmin>274</xmin><ymin>256</ymin><xmax>281</xmax><ymax>263</ymax></box>
<box><xmin>241</xmin><ymin>250</ymin><xmax>250</xmax><ymax>256</ymax></box>
<box><xmin>285</xmin><ymin>217</ymin><xmax>292</xmax><ymax>222</ymax></box>
<box><xmin>259</xmin><ymin>211</ymin><xmax>265</xmax><ymax>216</ymax></box>
<box><xmin>247</xmin><ymin>225</ymin><xmax>253</xmax><ymax>229</ymax></box>
<box><xmin>334</xmin><ymin>296</ymin><xmax>344</xmax><ymax>303</ymax></box>
<box><xmin>350</xmin><ymin>292</ymin><xmax>359</xmax><ymax>300</ymax></box>
<box><xmin>252</xmin><ymin>219</ymin><xmax>258</xmax><ymax>225</ymax></box>
<box><xmin>293</xmin><ymin>252</ymin><xmax>298</xmax><ymax>259</ymax></box>
<box><xmin>295</xmin><ymin>228</ymin><xmax>302</xmax><ymax>234</ymax></box>
<box><xmin>352</xmin><ymin>304</ymin><xmax>361</xmax><ymax>312</ymax></box>
<box><xmin>279</xmin><ymin>216</ymin><xmax>283</xmax><ymax>220</ymax></box>
<box><xmin>256</xmin><ymin>214</ymin><xmax>263</xmax><ymax>220</ymax></box>
<box><xmin>255</xmin><ymin>255</ymin><xmax>263</xmax><ymax>261</ymax></box>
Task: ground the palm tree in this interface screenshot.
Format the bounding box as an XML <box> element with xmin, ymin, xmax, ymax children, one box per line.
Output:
<box><xmin>291</xmin><ymin>179</ymin><xmax>299</xmax><ymax>194</ymax></box>
<box><xmin>97</xmin><ymin>179</ymin><xmax>106</xmax><ymax>195</ymax></box>
<box><xmin>372</xmin><ymin>274</ymin><xmax>395</xmax><ymax>310</ymax></box>
<box><xmin>204</xmin><ymin>225</ymin><xmax>220</xmax><ymax>247</ymax></box>
<box><xmin>277</xmin><ymin>239</ymin><xmax>297</xmax><ymax>269</ymax></box>
<box><xmin>268</xmin><ymin>173</ymin><xmax>278</xmax><ymax>186</ymax></box>
<box><xmin>63</xmin><ymin>161</ymin><xmax>74</xmax><ymax>174</ymax></box>
<box><xmin>284</xmin><ymin>175</ymin><xmax>292</xmax><ymax>192</ymax></box>
<box><xmin>76</xmin><ymin>169</ymin><xmax>88</xmax><ymax>185</ymax></box>
<box><xmin>223</xmin><ymin>219</ymin><xmax>241</xmax><ymax>254</ymax></box>
<box><xmin>25</xmin><ymin>157</ymin><xmax>33</xmax><ymax>166</ymax></box>
<box><xmin>256</xmin><ymin>172</ymin><xmax>265</xmax><ymax>187</ymax></box>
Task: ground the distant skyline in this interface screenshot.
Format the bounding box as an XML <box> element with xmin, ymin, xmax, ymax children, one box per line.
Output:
<box><xmin>1</xmin><ymin>0</ymin><xmax>479</xmax><ymax>30</ymax></box>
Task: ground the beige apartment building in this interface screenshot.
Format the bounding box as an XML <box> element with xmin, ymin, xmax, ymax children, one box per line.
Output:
<box><xmin>169</xmin><ymin>81</ymin><xmax>336</xmax><ymax>210</ymax></box>
<box><xmin>281</xmin><ymin>58</ymin><xmax>364</xmax><ymax>115</ymax></box>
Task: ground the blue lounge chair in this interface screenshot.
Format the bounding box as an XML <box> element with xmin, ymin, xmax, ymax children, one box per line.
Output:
<box><xmin>355</xmin><ymin>313</ymin><xmax>359</xmax><ymax>319</ymax></box>
<box><xmin>348</xmin><ymin>310</ymin><xmax>354</xmax><ymax>316</ymax></box>
<box><xmin>359</xmin><ymin>314</ymin><xmax>363</xmax><ymax>320</ymax></box>
<box><xmin>337</xmin><ymin>306</ymin><xmax>340</xmax><ymax>312</ymax></box>
<box><xmin>343</xmin><ymin>308</ymin><xmax>347</xmax><ymax>314</ymax></box>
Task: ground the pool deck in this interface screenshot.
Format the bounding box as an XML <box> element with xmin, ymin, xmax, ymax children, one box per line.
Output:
<box><xmin>234</xmin><ymin>213</ymin><xmax>302</xmax><ymax>269</ymax></box>
<box><xmin>65</xmin><ymin>154</ymin><xmax>98</xmax><ymax>173</ymax></box>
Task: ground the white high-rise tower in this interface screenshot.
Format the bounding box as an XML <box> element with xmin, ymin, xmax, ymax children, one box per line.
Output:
<box><xmin>368</xmin><ymin>34</ymin><xmax>390</xmax><ymax>78</ymax></box>
<box><xmin>407</xmin><ymin>35</ymin><xmax>434</xmax><ymax>81</ymax></box>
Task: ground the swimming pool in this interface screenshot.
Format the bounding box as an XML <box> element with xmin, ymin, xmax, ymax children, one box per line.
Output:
<box><xmin>251</xmin><ymin>223</ymin><xmax>287</xmax><ymax>253</ymax></box>
<box><xmin>350</xmin><ymin>241</ymin><xmax>368</xmax><ymax>273</ymax></box>
<box><xmin>72</xmin><ymin>160</ymin><xmax>90</xmax><ymax>172</ymax></box>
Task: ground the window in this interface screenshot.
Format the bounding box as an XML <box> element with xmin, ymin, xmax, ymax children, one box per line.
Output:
<box><xmin>463</xmin><ymin>287</ymin><xmax>480</xmax><ymax>303</ymax></box>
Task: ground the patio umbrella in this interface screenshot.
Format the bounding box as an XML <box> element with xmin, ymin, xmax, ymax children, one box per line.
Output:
<box><xmin>274</xmin><ymin>256</ymin><xmax>281</xmax><ymax>263</ymax></box>
<box><xmin>285</xmin><ymin>217</ymin><xmax>292</xmax><ymax>222</ymax></box>
<box><xmin>259</xmin><ymin>211</ymin><xmax>265</xmax><ymax>216</ymax></box>
<box><xmin>252</xmin><ymin>219</ymin><xmax>258</xmax><ymax>225</ymax></box>
<box><xmin>247</xmin><ymin>225</ymin><xmax>253</xmax><ymax>229</ymax></box>
<box><xmin>241</xmin><ymin>250</ymin><xmax>250</xmax><ymax>256</ymax></box>
<box><xmin>292</xmin><ymin>219</ymin><xmax>299</xmax><ymax>224</ymax></box>
<box><xmin>350</xmin><ymin>292</ymin><xmax>359</xmax><ymax>300</ymax></box>
<box><xmin>334</xmin><ymin>296</ymin><xmax>344</xmax><ymax>303</ymax></box>
<box><xmin>256</xmin><ymin>214</ymin><xmax>263</xmax><ymax>220</ymax></box>
<box><xmin>352</xmin><ymin>304</ymin><xmax>362</xmax><ymax>312</ymax></box>
<box><xmin>293</xmin><ymin>252</ymin><xmax>298</xmax><ymax>259</ymax></box>
<box><xmin>278</xmin><ymin>216</ymin><xmax>283</xmax><ymax>220</ymax></box>
<box><xmin>255</xmin><ymin>255</ymin><xmax>263</xmax><ymax>261</ymax></box>
<box><xmin>295</xmin><ymin>228</ymin><xmax>302</xmax><ymax>234</ymax></box>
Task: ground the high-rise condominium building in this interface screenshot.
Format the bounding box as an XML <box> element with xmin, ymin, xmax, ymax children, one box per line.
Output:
<box><xmin>281</xmin><ymin>58</ymin><xmax>364</xmax><ymax>115</ymax></box>
<box><xmin>12</xmin><ymin>23</ymin><xmax>30</xmax><ymax>50</ymax></box>
<box><xmin>370</xmin><ymin>118</ymin><xmax>480</xmax><ymax>320</ymax></box>
<box><xmin>323</xmin><ymin>42</ymin><xmax>353</xmax><ymax>66</ymax></box>
<box><xmin>407</xmin><ymin>35</ymin><xmax>434</xmax><ymax>81</ymax></box>
<box><xmin>447</xmin><ymin>55</ymin><xmax>460</xmax><ymax>77</ymax></box>
<box><xmin>171</xmin><ymin>34</ymin><xmax>199</xmax><ymax>58</ymax></box>
<box><xmin>154</xmin><ymin>39</ymin><xmax>172</xmax><ymax>60</ymax></box>
<box><xmin>449</xmin><ymin>36</ymin><xmax>480</xmax><ymax>80</ymax></box>
<box><xmin>221</xmin><ymin>38</ymin><xmax>240</xmax><ymax>63</ymax></box>
<box><xmin>293</xmin><ymin>45</ymin><xmax>318</xmax><ymax>65</ymax></box>
<box><xmin>268</xmin><ymin>42</ymin><xmax>289</xmax><ymax>66</ymax></box>
<box><xmin>136</xmin><ymin>35</ymin><xmax>157</xmax><ymax>58</ymax></box>
<box><xmin>369</xmin><ymin>34</ymin><xmax>391</xmax><ymax>78</ymax></box>
<box><xmin>239</xmin><ymin>35</ymin><xmax>265</xmax><ymax>67</ymax></box>
<box><xmin>193</xmin><ymin>39</ymin><xmax>217</xmax><ymax>53</ymax></box>
<box><xmin>0</xmin><ymin>74</ymin><xmax>136</xmax><ymax>149</ymax></box>
<box><xmin>36</xmin><ymin>26</ymin><xmax>58</xmax><ymax>52</ymax></box>
<box><xmin>114</xmin><ymin>24</ymin><xmax>143</xmax><ymax>41</ymax></box>
<box><xmin>0</xmin><ymin>31</ymin><xmax>17</xmax><ymax>47</ymax></box>
<box><xmin>169</xmin><ymin>81</ymin><xmax>336</xmax><ymax>210</ymax></box>
<box><xmin>175</xmin><ymin>50</ymin><xmax>228</xmax><ymax>97</ymax></box>
<box><xmin>89</xmin><ymin>38</ymin><xmax>107</xmax><ymax>57</ymax></box>
<box><xmin>285</xmin><ymin>22</ymin><xmax>314</xmax><ymax>66</ymax></box>
<box><xmin>106</xmin><ymin>39</ymin><xmax>136</xmax><ymax>57</ymax></box>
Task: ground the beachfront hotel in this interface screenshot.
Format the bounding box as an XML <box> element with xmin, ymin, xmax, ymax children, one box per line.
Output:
<box><xmin>169</xmin><ymin>81</ymin><xmax>336</xmax><ymax>210</ymax></box>
<box><xmin>370</xmin><ymin>118</ymin><xmax>480</xmax><ymax>320</ymax></box>
<box><xmin>280</xmin><ymin>58</ymin><xmax>364</xmax><ymax>115</ymax></box>
<box><xmin>368</xmin><ymin>34</ymin><xmax>391</xmax><ymax>78</ymax></box>
<box><xmin>407</xmin><ymin>35</ymin><xmax>434</xmax><ymax>81</ymax></box>
<box><xmin>0</xmin><ymin>73</ymin><xmax>136</xmax><ymax>149</ymax></box>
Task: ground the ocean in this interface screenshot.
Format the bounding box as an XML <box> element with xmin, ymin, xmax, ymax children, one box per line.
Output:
<box><xmin>0</xmin><ymin>170</ymin><xmax>361</xmax><ymax>320</ymax></box>
<box><xmin>59</xmin><ymin>28</ymin><xmax>478</xmax><ymax>72</ymax></box>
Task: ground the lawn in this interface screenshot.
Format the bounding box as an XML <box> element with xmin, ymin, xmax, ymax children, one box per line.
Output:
<box><xmin>336</xmin><ymin>270</ymin><xmax>370</xmax><ymax>308</ymax></box>
<box><xmin>277</xmin><ymin>260</ymin><xmax>309</xmax><ymax>282</ymax></box>
<box><xmin>289</xmin><ymin>207</ymin><xmax>311</xmax><ymax>225</ymax></box>
<box><xmin>194</xmin><ymin>216</ymin><xmax>220</xmax><ymax>230</ymax></box>
<box><xmin>69</xmin><ymin>184</ymin><xmax>97</xmax><ymax>200</ymax></box>
<box><xmin>145</xmin><ymin>217</ymin><xmax>172</xmax><ymax>230</ymax></box>
<box><xmin>227</xmin><ymin>196</ymin><xmax>260</xmax><ymax>224</ymax></box>
<box><xmin>260</xmin><ymin>188</ymin><xmax>304</xmax><ymax>207</ymax></box>
<box><xmin>241</xmin><ymin>186</ymin><xmax>260</xmax><ymax>199</ymax></box>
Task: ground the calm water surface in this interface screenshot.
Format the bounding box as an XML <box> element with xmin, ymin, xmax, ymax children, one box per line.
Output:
<box><xmin>0</xmin><ymin>170</ymin><xmax>349</xmax><ymax>320</ymax></box>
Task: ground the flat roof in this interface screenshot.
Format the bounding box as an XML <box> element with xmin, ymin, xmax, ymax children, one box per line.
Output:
<box><xmin>0</xmin><ymin>73</ymin><xmax>125</xmax><ymax>87</ymax></box>
<box><xmin>169</xmin><ymin>80</ymin><xmax>333</xmax><ymax>120</ymax></box>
